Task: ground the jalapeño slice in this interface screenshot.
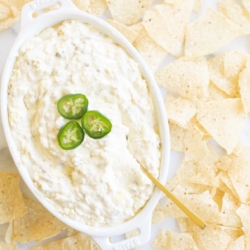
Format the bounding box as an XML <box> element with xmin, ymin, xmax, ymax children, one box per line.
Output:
<box><xmin>81</xmin><ymin>111</ymin><xmax>112</xmax><ymax>139</ymax></box>
<box><xmin>57</xmin><ymin>94</ymin><xmax>88</xmax><ymax>120</ymax></box>
<box><xmin>58</xmin><ymin>121</ymin><xmax>84</xmax><ymax>150</ymax></box>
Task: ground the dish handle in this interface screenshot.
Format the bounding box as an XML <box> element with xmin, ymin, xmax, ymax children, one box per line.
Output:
<box><xmin>20</xmin><ymin>0</ymin><xmax>77</xmax><ymax>30</ymax></box>
<box><xmin>92</xmin><ymin>216</ymin><xmax>151</xmax><ymax>250</ymax></box>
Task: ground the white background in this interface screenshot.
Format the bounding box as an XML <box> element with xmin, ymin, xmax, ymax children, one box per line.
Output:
<box><xmin>0</xmin><ymin>0</ymin><xmax>250</xmax><ymax>249</ymax></box>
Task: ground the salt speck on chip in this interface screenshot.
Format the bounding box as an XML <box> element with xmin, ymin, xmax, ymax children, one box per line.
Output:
<box><xmin>6</xmin><ymin>196</ymin><xmax>67</xmax><ymax>244</ymax></box>
<box><xmin>0</xmin><ymin>171</ymin><xmax>26</xmax><ymax>224</ymax></box>
<box><xmin>153</xmin><ymin>228</ymin><xmax>198</xmax><ymax>250</ymax></box>
<box><xmin>197</xmin><ymin>99</ymin><xmax>246</xmax><ymax>154</ymax></box>
<box><xmin>107</xmin><ymin>19</ymin><xmax>139</xmax><ymax>43</ymax></box>
<box><xmin>142</xmin><ymin>0</ymin><xmax>194</xmax><ymax>57</ymax></box>
<box><xmin>185</xmin><ymin>8</ymin><xmax>244</xmax><ymax>57</ymax></box>
<box><xmin>165</xmin><ymin>94</ymin><xmax>197</xmax><ymax>128</ymax></box>
<box><xmin>106</xmin><ymin>0</ymin><xmax>153</xmax><ymax>25</ymax></box>
<box><xmin>133</xmin><ymin>28</ymin><xmax>167</xmax><ymax>73</ymax></box>
<box><xmin>156</xmin><ymin>56</ymin><xmax>209</xmax><ymax>104</ymax></box>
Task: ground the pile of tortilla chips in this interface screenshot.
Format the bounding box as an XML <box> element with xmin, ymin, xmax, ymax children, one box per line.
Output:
<box><xmin>2</xmin><ymin>0</ymin><xmax>250</xmax><ymax>249</ymax></box>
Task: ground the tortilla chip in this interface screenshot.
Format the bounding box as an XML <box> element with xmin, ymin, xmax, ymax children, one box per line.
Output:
<box><xmin>133</xmin><ymin>28</ymin><xmax>167</xmax><ymax>72</ymax></box>
<box><xmin>177</xmin><ymin>217</ymin><xmax>188</xmax><ymax>232</ymax></box>
<box><xmin>218</xmin><ymin>171</ymin><xmax>239</xmax><ymax>198</ymax></box>
<box><xmin>156</xmin><ymin>56</ymin><xmax>209</xmax><ymax>104</ymax></box>
<box><xmin>152</xmin><ymin>203</ymin><xmax>167</xmax><ymax>224</ymax></box>
<box><xmin>143</xmin><ymin>0</ymin><xmax>193</xmax><ymax>57</ymax></box>
<box><xmin>227</xmin><ymin>236</ymin><xmax>245</xmax><ymax>250</ymax></box>
<box><xmin>193</xmin><ymin>0</ymin><xmax>205</xmax><ymax>12</ymax></box>
<box><xmin>243</xmin><ymin>0</ymin><xmax>250</xmax><ymax>14</ymax></box>
<box><xmin>197</xmin><ymin>99</ymin><xmax>246</xmax><ymax>154</ymax></box>
<box><xmin>220</xmin><ymin>193</ymin><xmax>242</xmax><ymax>228</ymax></box>
<box><xmin>233</xmin><ymin>141</ymin><xmax>245</xmax><ymax>156</ymax></box>
<box><xmin>107</xmin><ymin>19</ymin><xmax>138</xmax><ymax>43</ymax></box>
<box><xmin>188</xmin><ymin>222</ymin><xmax>233</xmax><ymax>250</ymax></box>
<box><xmin>208</xmin><ymin>54</ymin><xmax>236</xmax><ymax>96</ymax></box>
<box><xmin>66</xmin><ymin>227</ymin><xmax>78</xmax><ymax>237</ymax></box>
<box><xmin>0</xmin><ymin>243</ymin><xmax>17</xmax><ymax>250</ymax></box>
<box><xmin>221</xmin><ymin>227</ymin><xmax>244</xmax><ymax>241</ymax></box>
<box><xmin>0</xmin><ymin>171</ymin><xmax>26</xmax><ymax>224</ymax></box>
<box><xmin>72</xmin><ymin>0</ymin><xmax>89</xmax><ymax>12</ymax></box>
<box><xmin>208</xmin><ymin>82</ymin><xmax>230</xmax><ymax>101</ymax></box>
<box><xmin>228</xmin><ymin>156</ymin><xmax>250</xmax><ymax>203</ymax></box>
<box><xmin>215</xmin><ymin>155</ymin><xmax>232</xmax><ymax>171</ymax></box>
<box><xmin>183</xmin><ymin>127</ymin><xmax>209</xmax><ymax>162</ymax></box>
<box><xmin>0</xmin><ymin>3</ymin><xmax>11</xmax><ymax>19</ymax></box>
<box><xmin>32</xmin><ymin>233</ymin><xmax>93</xmax><ymax>250</ymax></box>
<box><xmin>224</xmin><ymin>50</ymin><xmax>247</xmax><ymax>81</ymax></box>
<box><xmin>168</xmin><ymin>122</ymin><xmax>186</xmax><ymax>152</ymax></box>
<box><xmin>185</xmin><ymin>8</ymin><xmax>244</xmax><ymax>57</ymax></box>
<box><xmin>153</xmin><ymin>228</ymin><xmax>198</xmax><ymax>250</ymax></box>
<box><xmin>236</xmin><ymin>204</ymin><xmax>250</xmax><ymax>230</ymax></box>
<box><xmin>0</xmin><ymin>0</ymin><xmax>32</xmax><ymax>31</ymax></box>
<box><xmin>165</xmin><ymin>175</ymin><xmax>179</xmax><ymax>192</ymax></box>
<box><xmin>8</xmin><ymin>196</ymin><xmax>66</xmax><ymax>243</ymax></box>
<box><xmin>87</xmin><ymin>0</ymin><xmax>107</xmax><ymax>16</ymax></box>
<box><xmin>239</xmin><ymin>63</ymin><xmax>250</xmax><ymax>114</ymax></box>
<box><xmin>166</xmin><ymin>94</ymin><xmax>197</xmax><ymax>129</ymax></box>
<box><xmin>218</xmin><ymin>0</ymin><xmax>250</xmax><ymax>34</ymax></box>
<box><xmin>164</xmin><ymin>186</ymin><xmax>221</xmax><ymax>223</ymax></box>
<box><xmin>125</xmin><ymin>229</ymin><xmax>140</xmax><ymax>238</ymax></box>
<box><xmin>106</xmin><ymin>0</ymin><xmax>153</xmax><ymax>25</ymax></box>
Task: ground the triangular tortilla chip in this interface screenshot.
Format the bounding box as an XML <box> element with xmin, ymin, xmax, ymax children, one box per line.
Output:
<box><xmin>107</xmin><ymin>19</ymin><xmax>138</xmax><ymax>43</ymax></box>
<box><xmin>133</xmin><ymin>28</ymin><xmax>167</xmax><ymax>72</ymax></box>
<box><xmin>143</xmin><ymin>0</ymin><xmax>193</xmax><ymax>56</ymax></box>
<box><xmin>185</xmin><ymin>8</ymin><xmax>244</xmax><ymax>57</ymax></box>
<box><xmin>156</xmin><ymin>56</ymin><xmax>209</xmax><ymax>104</ymax></box>
<box><xmin>0</xmin><ymin>171</ymin><xmax>26</xmax><ymax>224</ymax></box>
<box><xmin>8</xmin><ymin>196</ymin><xmax>66</xmax><ymax>243</ymax></box>
<box><xmin>208</xmin><ymin>54</ymin><xmax>237</xmax><ymax>96</ymax></box>
<box><xmin>106</xmin><ymin>0</ymin><xmax>153</xmax><ymax>25</ymax></box>
<box><xmin>166</xmin><ymin>94</ymin><xmax>197</xmax><ymax>129</ymax></box>
<box><xmin>217</xmin><ymin>0</ymin><xmax>250</xmax><ymax>34</ymax></box>
<box><xmin>153</xmin><ymin>229</ymin><xmax>199</xmax><ymax>250</ymax></box>
<box><xmin>197</xmin><ymin>99</ymin><xmax>246</xmax><ymax>154</ymax></box>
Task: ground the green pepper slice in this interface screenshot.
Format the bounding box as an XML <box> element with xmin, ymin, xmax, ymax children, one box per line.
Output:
<box><xmin>58</xmin><ymin>121</ymin><xmax>85</xmax><ymax>150</ymax></box>
<box><xmin>57</xmin><ymin>94</ymin><xmax>88</xmax><ymax>120</ymax></box>
<box><xmin>81</xmin><ymin>111</ymin><xmax>112</xmax><ymax>139</ymax></box>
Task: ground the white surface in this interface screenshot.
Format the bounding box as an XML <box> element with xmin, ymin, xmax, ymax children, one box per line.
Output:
<box><xmin>0</xmin><ymin>0</ymin><xmax>250</xmax><ymax>249</ymax></box>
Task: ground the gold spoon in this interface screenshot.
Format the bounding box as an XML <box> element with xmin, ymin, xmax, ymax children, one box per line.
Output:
<box><xmin>140</xmin><ymin>165</ymin><xmax>207</xmax><ymax>230</ymax></box>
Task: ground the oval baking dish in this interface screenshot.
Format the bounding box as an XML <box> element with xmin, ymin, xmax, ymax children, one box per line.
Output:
<box><xmin>1</xmin><ymin>0</ymin><xmax>170</xmax><ymax>249</ymax></box>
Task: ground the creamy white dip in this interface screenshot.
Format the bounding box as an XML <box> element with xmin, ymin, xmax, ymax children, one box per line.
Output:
<box><xmin>8</xmin><ymin>20</ymin><xmax>161</xmax><ymax>227</ymax></box>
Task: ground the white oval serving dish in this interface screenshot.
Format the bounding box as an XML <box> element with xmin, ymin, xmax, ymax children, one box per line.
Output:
<box><xmin>1</xmin><ymin>0</ymin><xmax>170</xmax><ymax>249</ymax></box>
